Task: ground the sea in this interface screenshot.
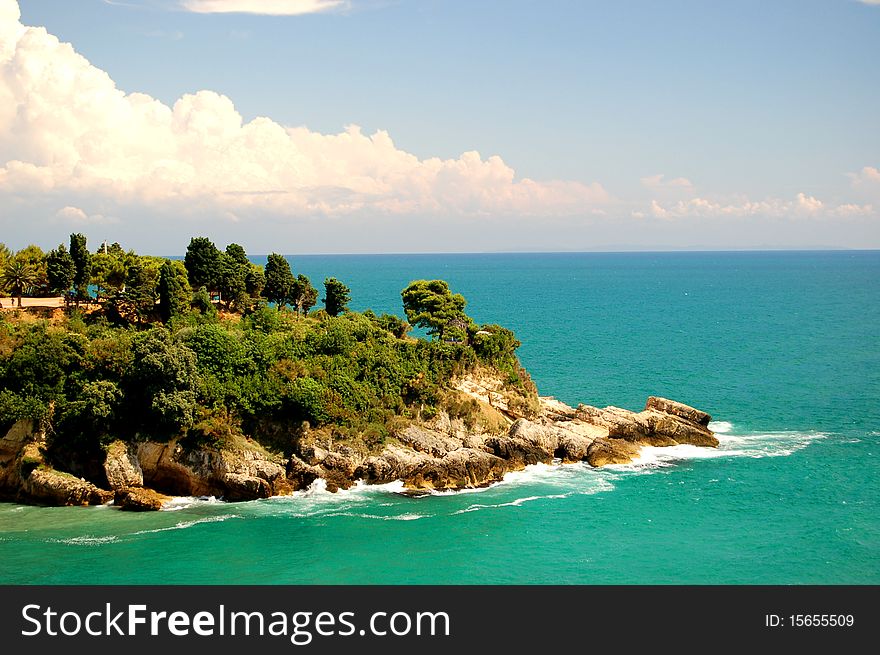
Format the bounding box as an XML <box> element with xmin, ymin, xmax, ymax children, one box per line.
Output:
<box><xmin>1</xmin><ymin>251</ymin><xmax>877</xmax><ymax>584</ymax></box>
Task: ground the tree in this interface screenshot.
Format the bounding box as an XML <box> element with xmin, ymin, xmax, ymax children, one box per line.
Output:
<box><xmin>184</xmin><ymin>237</ymin><xmax>222</xmax><ymax>292</ymax></box>
<box><xmin>122</xmin><ymin>328</ymin><xmax>198</xmax><ymax>438</ymax></box>
<box><xmin>264</xmin><ymin>253</ymin><xmax>294</xmax><ymax>308</ymax></box>
<box><xmin>291</xmin><ymin>274</ymin><xmax>318</xmax><ymax>315</ymax></box>
<box><xmin>69</xmin><ymin>233</ymin><xmax>91</xmax><ymax>303</ymax></box>
<box><xmin>323</xmin><ymin>277</ymin><xmax>351</xmax><ymax>317</ymax></box>
<box><xmin>106</xmin><ymin>260</ymin><xmax>156</xmax><ymax>324</ymax></box>
<box><xmin>0</xmin><ymin>243</ymin><xmax>11</xmax><ymax>270</ymax></box>
<box><xmin>245</xmin><ymin>265</ymin><xmax>265</xmax><ymax>300</ymax></box>
<box><xmin>46</xmin><ymin>244</ymin><xmax>76</xmax><ymax>297</ymax></box>
<box><xmin>12</xmin><ymin>245</ymin><xmax>48</xmax><ymax>297</ymax></box>
<box><xmin>1</xmin><ymin>259</ymin><xmax>36</xmax><ymax>307</ymax></box>
<box><xmin>157</xmin><ymin>259</ymin><xmax>191</xmax><ymax>323</ymax></box>
<box><xmin>218</xmin><ymin>244</ymin><xmax>250</xmax><ymax>310</ymax></box>
<box><xmin>401</xmin><ymin>280</ymin><xmax>469</xmax><ymax>340</ymax></box>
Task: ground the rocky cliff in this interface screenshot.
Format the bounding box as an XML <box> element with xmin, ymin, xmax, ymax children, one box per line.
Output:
<box><xmin>0</xmin><ymin>388</ymin><xmax>717</xmax><ymax>509</ymax></box>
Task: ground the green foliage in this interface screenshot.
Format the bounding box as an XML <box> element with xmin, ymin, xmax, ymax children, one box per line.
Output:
<box><xmin>69</xmin><ymin>233</ymin><xmax>91</xmax><ymax>301</ymax></box>
<box><xmin>122</xmin><ymin>328</ymin><xmax>198</xmax><ymax>438</ymax></box>
<box><xmin>184</xmin><ymin>237</ymin><xmax>222</xmax><ymax>291</ymax></box>
<box><xmin>264</xmin><ymin>253</ymin><xmax>294</xmax><ymax>308</ymax></box>
<box><xmin>0</xmin><ymin>233</ymin><xmax>533</xmax><ymax>472</ymax></box>
<box><xmin>401</xmin><ymin>279</ymin><xmax>469</xmax><ymax>339</ymax></box>
<box><xmin>323</xmin><ymin>277</ymin><xmax>351</xmax><ymax>317</ymax></box>
<box><xmin>291</xmin><ymin>274</ymin><xmax>318</xmax><ymax>315</ymax></box>
<box><xmin>157</xmin><ymin>259</ymin><xmax>190</xmax><ymax>323</ymax></box>
<box><xmin>0</xmin><ymin>390</ymin><xmax>48</xmax><ymax>431</ymax></box>
<box><xmin>1</xmin><ymin>259</ymin><xmax>36</xmax><ymax>307</ymax></box>
<box><xmin>90</xmin><ymin>251</ymin><xmax>127</xmax><ymax>298</ymax></box>
<box><xmin>46</xmin><ymin>244</ymin><xmax>76</xmax><ymax>296</ymax></box>
<box><xmin>219</xmin><ymin>243</ymin><xmax>250</xmax><ymax>310</ymax></box>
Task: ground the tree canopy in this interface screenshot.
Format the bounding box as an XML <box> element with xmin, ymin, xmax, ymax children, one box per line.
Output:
<box><xmin>401</xmin><ymin>280</ymin><xmax>469</xmax><ymax>339</ymax></box>
<box><xmin>323</xmin><ymin>277</ymin><xmax>351</xmax><ymax>317</ymax></box>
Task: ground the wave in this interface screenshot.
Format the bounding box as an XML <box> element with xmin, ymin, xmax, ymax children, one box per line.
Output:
<box><xmin>323</xmin><ymin>512</ymin><xmax>427</xmax><ymax>521</ymax></box>
<box><xmin>132</xmin><ymin>514</ymin><xmax>240</xmax><ymax>535</ymax></box>
<box><xmin>48</xmin><ymin>535</ymin><xmax>119</xmax><ymax>546</ymax></box>
<box><xmin>607</xmin><ymin>428</ymin><xmax>828</xmax><ymax>473</ymax></box>
<box><xmin>161</xmin><ymin>496</ymin><xmax>224</xmax><ymax>511</ymax></box>
<box><xmin>708</xmin><ymin>420</ymin><xmax>734</xmax><ymax>433</ymax></box>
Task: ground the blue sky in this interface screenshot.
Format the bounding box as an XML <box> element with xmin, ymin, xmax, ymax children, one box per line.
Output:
<box><xmin>2</xmin><ymin>0</ymin><xmax>879</xmax><ymax>253</ymax></box>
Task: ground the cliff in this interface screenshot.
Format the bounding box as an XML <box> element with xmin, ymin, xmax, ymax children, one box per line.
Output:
<box><xmin>0</xmin><ymin>377</ymin><xmax>717</xmax><ymax>509</ymax></box>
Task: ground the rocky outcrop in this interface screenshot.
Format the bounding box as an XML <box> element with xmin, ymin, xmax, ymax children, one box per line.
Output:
<box><xmin>21</xmin><ymin>468</ymin><xmax>113</xmax><ymax>506</ymax></box>
<box><xmin>0</xmin><ymin>387</ymin><xmax>718</xmax><ymax>506</ymax></box>
<box><xmin>645</xmin><ymin>396</ymin><xmax>711</xmax><ymax>426</ymax></box>
<box><xmin>136</xmin><ymin>440</ymin><xmax>293</xmax><ymax>500</ymax></box>
<box><xmin>115</xmin><ymin>487</ymin><xmax>171</xmax><ymax>511</ymax></box>
<box><xmin>104</xmin><ymin>440</ymin><xmax>143</xmax><ymax>490</ymax></box>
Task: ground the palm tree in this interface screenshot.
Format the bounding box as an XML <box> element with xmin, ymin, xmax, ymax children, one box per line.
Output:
<box><xmin>1</xmin><ymin>259</ymin><xmax>36</xmax><ymax>308</ymax></box>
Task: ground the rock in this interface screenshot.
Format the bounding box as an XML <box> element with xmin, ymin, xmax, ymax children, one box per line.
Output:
<box><xmin>287</xmin><ymin>455</ymin><xmax>321</xmax><ymax>490</ymax></box>
<box><xmin>645</xmin><ymin>396</ymin><xmax>711</xmax><ymax>426</ymax></box>
<box><xmin>643</xmin><ymin>410</ymin><xmax>719</xmax><ymax>447</ymax></box>
<box><xmin>361</xmin><ymin>445</ymin><xmax>508</xmax><ymax>491</ymax></box>
<box><xmin>575</xmin><ymin>401</ymin><xmax>717</xmax><ymax>449</ymax></box>
<box><xmin>115</xmin><ymin>487</ymin><xmax>170</xmax><ymax>511</ymax></box>
<box><xmin>586</xmin><ymin>438</ymin><xmax>641</xmax><ymax>467</ymax></box>
<box><xmin>103</xmin><ymin>440</ymin><xmax>143</xmax><ymax>490</ymax></box>
<box><xmin>556</xmin><ymin>434</ymin><xmax>593</xmax><ymax>462</ymax></box>
<box><xmin>484</xmin><ymin>435</ymin><xmax>552</xmax><ymax>468</ymax></box>
<box><xmin>222</xmin><ymin>473</ymin><xmax>272</xmax><ymax>501</ymax></box>
<box><xmin>508</xmin><ymin>419</ymin><xmax>560</xmax><ymax>453</ymax></box>
<box><xmin>396</xmin><ymin>425</ymin><xmax>463</xmax><ymax>457</ymax></box>
<box><xmin>136</xmin><ymin>440</ymin><xmax>293</xmax><ymax>497</ymax></box>
<box><xmin>22</xmin><ymin>468</ymin><xmax>113</xmax><ymax>506</ymax></box>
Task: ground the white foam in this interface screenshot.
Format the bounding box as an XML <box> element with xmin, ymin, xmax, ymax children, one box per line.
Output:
<box><xmin>133</xmin><ymin>514</ymin><xmax>240</xmax><ymax>535</ymax></box>
<box><xmin>324</xmin><ymin>512</ymin><xmax>426</xmax><ymax>521</ymax></box>
<box><xmin>49</xmin><ymin>535</ymin><xmax>119</xmax><ymax>546</ymax></box>
<box><xmin>708</xmin><ymin>420</ymin><xmax>734</xmax><ymax>434</ymax></box>
<box><xmin>161</xmin><ymin>496</ymin><xmax>224</xmax><ymax>511</ymax></box>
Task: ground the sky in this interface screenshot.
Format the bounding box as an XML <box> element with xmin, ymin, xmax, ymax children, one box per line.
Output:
<box><xmin>1</xmin><ymin>0</ymin><xmax>879</xmax><ymax>254</ymax></box>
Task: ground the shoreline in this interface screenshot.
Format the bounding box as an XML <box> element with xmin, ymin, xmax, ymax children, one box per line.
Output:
<box><xmin>0</xmin><ymin>391</ymin><xmax>719</xmax><ymax>511</ymax></box>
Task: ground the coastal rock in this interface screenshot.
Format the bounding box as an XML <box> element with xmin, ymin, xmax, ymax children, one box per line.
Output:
<box><xmin>103</xmin><ymin>440</ymin><xmax>143</xmax><ymax>490</ymax></box>
<box><xmin>22</xmin><ymin>468</ymin><xmax>113</xmax><ymax>506</ymax></box>
<box><xmin>0</xmin><ymin>419</ymin><xmax>42</xmax><ymax>494</ymax></box>
<box><xmin>222</xmin><ymin>473</ymin><xmax>272</xmax><ymax>501</ymax></box>
<box><xmin>361</xmin><ymin>445</ymin><xmax>508</xmax><ymax>491</ymax></box>
<box><xmin>286</xmin><ymin>455</ymin><xmax>321</xmax><ymax>490</ymax></box>
<box><xmin>396</xmin><ymin>425</ymin><xmax>463</xmax><ymax>457</ymax></box>
<box><xmin>645</xmin><ymin>396</ymin><xmax>711</xmax><ymax>427</ymax></box>
<box><xmin>586</xmin><ymin>438</ymin><xmax>641</xmax><ymax>467</ymax></box>
<box><xmin>115</xmin><ymin>487</ymin><xmax>170</xmax><ymax>511</ymax></box>
<box><xmin>136</xmin><ymin>440</ymin><xmax>293</xmax><ymax>500</ymax></box>
<box><xmin>575</xmin><ymin>403</ymin><xmax>718</xmax><ymax>449</ymax></box>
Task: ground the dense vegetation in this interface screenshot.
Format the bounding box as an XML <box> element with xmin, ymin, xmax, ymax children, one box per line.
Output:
<box><xmin>0</xmin><ymin>234</ymin><xmax>533</xmax><ymax>471</ymax></box>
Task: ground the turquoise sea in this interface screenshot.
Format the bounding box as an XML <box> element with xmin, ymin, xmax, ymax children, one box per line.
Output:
<box><xmin>1</xmin><ymin>251</ymin><xmax>878</xmax><ymax>584</ymax></box>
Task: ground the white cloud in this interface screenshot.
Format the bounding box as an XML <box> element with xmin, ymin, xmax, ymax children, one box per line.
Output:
<box><xmin>647</xmin><ymin>192</ymin><xmax>874</xmax><ymax>220</ymax></box>
<box><xmin>0</xmin><ymin>0</ymin><xmax>607</xmax><ymax>221</ymax></box>
<box><xmin>180</xmin><ymin>0</ymin><xmax>346</xmax><ymax>15</ymax></box>
<box><xmin>54</xmin><ymin>206</ymin><xmax>119</xmax><ymax>225</ymax></box>
<box><xmin>640</xmin><ymin>174</ymin><xmax>693</xmax><ymax>190</ymax></box>
<box><xmin>858</xmin><ymin>1</ymin><xmax>880</xmax><ymax>5</ymax></box>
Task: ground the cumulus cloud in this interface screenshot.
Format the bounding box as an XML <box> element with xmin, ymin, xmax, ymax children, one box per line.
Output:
<box><xmin>640</xmin><ymin>174</ymin><xmax>693</xmax><ymax>190</ymax></box>
<box><xmin>180</xmin><ymin>0</ymin><xmax>347</xmax><ymax>16</ymax></box>
<box><xmin>0</xmin><ymin>0</ymin><xmax>607</xmax><ymax>223</ymax></box>
<box><xmin>54</xmin><ymin>206</ymin><xmax>119</xmax><ymax>225</ymax></box>
<box><xmin>647</xmin><ymin>193</ymin><xmax>873</xmax><ymax>220</ymax></box>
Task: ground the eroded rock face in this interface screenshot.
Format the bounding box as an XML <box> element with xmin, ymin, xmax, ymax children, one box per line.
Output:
<box><xmin>104</xmin><ymin>440</ymin><xmax>144</xmax><ymax>490</ymax></box>
<box><xmin>136</xmin><ymin>440</ymin><xmax>292</xmax><ymax>500</ymax></box>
